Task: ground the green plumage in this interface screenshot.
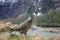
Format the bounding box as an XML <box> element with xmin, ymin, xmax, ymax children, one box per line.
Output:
<box><xmin>10</xmin><ymin>13</ymin><xmax>33</xmax><ymax>35</ymax></box>
<box><xmin>11</xmin><ymin>13</ymin><xmax>33</xmax><ymax>24</ymax></box>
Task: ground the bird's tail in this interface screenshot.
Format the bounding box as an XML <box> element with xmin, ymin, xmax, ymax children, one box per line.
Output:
<box><xmin>9</xmin><ymin>26</ymin><xmax>17</xmax><ymax>33</ymax></box>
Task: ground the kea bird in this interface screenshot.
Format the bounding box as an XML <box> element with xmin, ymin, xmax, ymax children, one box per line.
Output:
<box><xmin>10</xmin><ymin>13</ymin><xmax>33</xmax><ymax>36</ymax></box>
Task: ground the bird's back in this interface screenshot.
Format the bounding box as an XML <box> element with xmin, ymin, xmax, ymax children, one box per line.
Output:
<box><xmin>10</xmin><ymin>13</ymin><xmax>33</xmax><ymax>35</ymax></box>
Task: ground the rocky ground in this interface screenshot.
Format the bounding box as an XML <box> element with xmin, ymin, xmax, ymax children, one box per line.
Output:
<box><xmin>0</xmin><ymin>22</ymin><xmax>60</xmax><ymax>40</ymax></box>
<box><xmin>0</xmin><ymin>32</ymin><xmax>60</xmax><ymax>40</ymax></box>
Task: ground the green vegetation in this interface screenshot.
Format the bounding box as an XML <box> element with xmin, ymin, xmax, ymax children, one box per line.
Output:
<box><xmin>33</xmin><ymin>9</ymin><xmax>60</xmax><ymax>27</ymax></box>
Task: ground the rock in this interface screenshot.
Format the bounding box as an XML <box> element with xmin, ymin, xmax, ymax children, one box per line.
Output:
<box><xmin>10</xmin><ymin>31</ymin><xmax>21</xmax><ymax>36</ymax></box>
<box><xmin>26</xmin><ymin>25</ymin><xmax>57</xmax><ymax>37</ymax></box>
<box><xmin>50</xmin><ymin>30</ymin><xmax>59</xmax><ymax>33</ymax></box>
<box><xmin>26</xmin><ymin>25</ymin><xmax>41</xmax><ymax>36</ymax></box>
